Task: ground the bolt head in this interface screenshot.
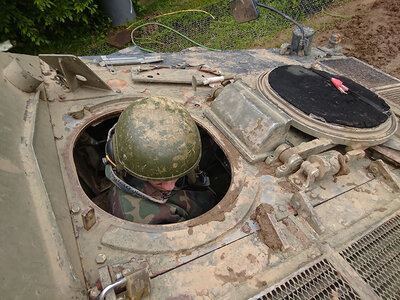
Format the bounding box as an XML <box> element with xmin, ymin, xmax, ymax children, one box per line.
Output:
<box><xmin>71</xmin><ymin>203</ymin><xmax>81</xmax><ymax>214</ymax></box>
<box><xmin>95</xmin><ymin>253</ymin><xmax>107</xmax><ymax>264</ymax></box>
<box><xmin>89</xmin><ymin>288</ymin><xmax>99</xmax><ymax>297</ymax></box>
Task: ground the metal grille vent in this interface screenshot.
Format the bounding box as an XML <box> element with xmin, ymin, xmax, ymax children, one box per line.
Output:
<box><xmin>320</xmin><ymin>58</ymin><xmax>399</xmax><ymax>89</ymax></box>
<box><xmin>255</xmin><ymin>259</ymin><xmax>361</xmax><ymax>300</ymax></box>
<box><xmin>376</xmin><ymin>87</ymin><xmax>400</xmax><ymax>109</ymax></box>
<box><xmin>340</xmin><ymin>215</ymin><xmax>400</xmax><ymax>300</ymax></box>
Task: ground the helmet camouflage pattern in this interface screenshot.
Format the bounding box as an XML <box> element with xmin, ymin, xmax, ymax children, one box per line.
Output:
<box><xmin>113</xmin><ymin>97</ymin><xmax>201</xmax><ymax>181</ymax></box>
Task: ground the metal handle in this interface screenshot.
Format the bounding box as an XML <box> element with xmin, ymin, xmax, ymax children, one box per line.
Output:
<box><xmin>99</xmin><ymin>277</ymin><xmax>127</xmax><ymax>300</ymax></box>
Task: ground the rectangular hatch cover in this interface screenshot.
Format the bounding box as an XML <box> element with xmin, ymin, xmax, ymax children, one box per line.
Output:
<box><xmin>205</xmin><ymin>79</ymin><xmax>291</xmax><ymax>163</ymax></box>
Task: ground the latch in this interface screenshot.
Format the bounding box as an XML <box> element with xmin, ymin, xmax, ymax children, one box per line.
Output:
<box><xmin>96</xmin><ymin>261</ymin><xmax>150</xmax><ymax>300</ymax></box>
<box><xmin>290</xmin><ymin>192</ymin><xmax>325</xmax><ymax>234</ymax></box>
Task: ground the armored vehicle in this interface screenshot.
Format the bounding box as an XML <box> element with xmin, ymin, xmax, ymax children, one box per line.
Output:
<box><xmin>1</xmin><ymin>2</ymin><xmax>400</xmax><ymax>299</ymax></box>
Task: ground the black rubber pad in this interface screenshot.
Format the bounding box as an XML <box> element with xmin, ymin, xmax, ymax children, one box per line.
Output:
<box><xmin>268</xmin><ymin>65</ymin><xmax>390</xmax><ymax>128</ymax></box>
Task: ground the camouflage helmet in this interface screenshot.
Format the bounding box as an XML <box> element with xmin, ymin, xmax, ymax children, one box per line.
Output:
<box><xmin>112</xmin><ymin>97</ymin><xmax>201</xmax><ymax>181</ymax></box>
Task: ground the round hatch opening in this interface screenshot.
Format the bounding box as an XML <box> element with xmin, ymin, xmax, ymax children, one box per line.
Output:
<box><xmin>73</xmin><ymin>113</ymin><xmax>231</xmax><ymax>224</ymax></box>
<box><xmin>257</xmin><ymin>65</ymin><xmax>397</xmax><ymax>146</ymax></box>
<box><xmin>267</xmin><ymin>65</ymin><xmax>390</xmax><ymax>128</ymax></box>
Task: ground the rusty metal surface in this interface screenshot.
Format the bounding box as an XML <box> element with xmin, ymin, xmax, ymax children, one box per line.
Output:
<box><xmin>82</xmin><ymin>206</ymin><xmax>96</xmax><ymax>231</ymax></box>
<box><xmin>125</xmin><ymin>267</ymin><xmax>151</xmax><ymax>300</ymax></box>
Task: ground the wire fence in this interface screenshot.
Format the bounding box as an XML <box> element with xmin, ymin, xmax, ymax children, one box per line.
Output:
<box><xmin>131</xmin><ymin>0</ymin><xmax>335</xmax><ymax>53</ymax></box>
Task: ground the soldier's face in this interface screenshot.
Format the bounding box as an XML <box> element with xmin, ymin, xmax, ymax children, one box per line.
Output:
<box><xmin>149</xmin><ymin>179</ymin><xmax>178</xmax><ymax>191</ymax></box>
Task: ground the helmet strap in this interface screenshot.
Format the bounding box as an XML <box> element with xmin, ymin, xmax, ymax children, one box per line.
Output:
<box><xmin>104</xmin><ymin>125</ymin><xmax>168</xmax><ymax>204</ymax></box>
<box><xmin>105</xmin><ymin>164</ymin><xmax>169</xmax><ymax>204</ymax></box>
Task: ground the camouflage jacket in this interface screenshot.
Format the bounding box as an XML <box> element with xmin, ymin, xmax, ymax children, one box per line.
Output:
<box><xmin>108</xmin><ymin>175</ymin><xmax>216</xmax><ymax>224</ymax></box>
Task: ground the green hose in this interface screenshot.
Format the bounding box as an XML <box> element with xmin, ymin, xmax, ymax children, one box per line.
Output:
<box><xmin>130</xmin><ymin>22</ymin><xmax>221</xmax><ymax>53</ymax></box>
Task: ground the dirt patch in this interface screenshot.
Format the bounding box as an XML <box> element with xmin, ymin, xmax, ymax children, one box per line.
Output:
<box><xmin>253</xmin><ymin>204</ymin><xmax>285</xmax><ymax>250</ymax></box>
<box><xmin>107</xmin><ymin>29</ymin><xmax>132</xmax><ymax>49</ymax></box>
<box><xmin>313</xmin><ymin>0</ymin><xmax>400</xmax><ymax>79</ymax></box>
<box><xmin>214</xmin><ymin>267</ymin><xmax>253</xmax><ymax>285</ymax></box>
<box><xmin>278</xmin><ymin>180</ymin><xmax>299</xmax><ymax>194</ymax></box>
<box><xmin>264</xmin><ymin>0</ymin><xmax>400</xmax><ymax>79</ymax></box>
<box><xmin>241</xmin><ymin>222</ymin><xmax>251</xmax><ymax>234</ymax></box>
<box><xmin>247</xmin><ymin>253</ymin><xmax>257</xmax><ymax>264</ymax></box>
<box><xmin>255</xmin><ymin>161</ymin><xmax>278</xmax><ymax>177</ymax></box>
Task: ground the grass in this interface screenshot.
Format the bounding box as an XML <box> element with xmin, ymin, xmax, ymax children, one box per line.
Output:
<box><xmin>24</xmin><ymin>0</ymin><xmax>340</xmax><ymax>55</ymax></box>
<box><xmin>127</xmin><ymin>0</ymin><xmax>336</xmax><ymax>53</ymax></box>
<box><xmin>138</xmin><ymin>0</ymin><xmax>224</xmax><ymax>16</ymax></box>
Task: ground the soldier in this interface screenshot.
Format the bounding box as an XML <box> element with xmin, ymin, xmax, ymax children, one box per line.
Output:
<box><xmin>104</xmin><ymin>97</ymin><xmax>217</xmax><ymax>224</ymax></box>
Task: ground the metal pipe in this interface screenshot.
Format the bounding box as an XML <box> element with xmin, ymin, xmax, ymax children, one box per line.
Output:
<box><xmin>99</xmin><ymin>277</ymin><xmax>127</xmax><ymax>300</ymax></box>
<box><xmin>256</xmin><ymin>3</ymin><xmax>304</xmax><ymax>40</ymax></box>
<box><xmin>99</xmin><ymin>55</ymin><xmax>163</xmax><ymax>66</ymax></box>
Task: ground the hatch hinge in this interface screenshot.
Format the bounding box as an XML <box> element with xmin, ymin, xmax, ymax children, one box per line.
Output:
<box><xmin>369</xmin><ymin>159</ymin><xmax>400</xmax><ymax>191</ymax></box>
